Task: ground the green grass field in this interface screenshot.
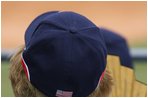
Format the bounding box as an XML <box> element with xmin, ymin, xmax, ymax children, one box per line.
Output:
<box><xmin>1</xmin><ymin>60</ymin><xmax>147</xmax><ymax>97</ymax></box>
<box><xmin>1</xmin><ymin>61</ymin><xmax>14</xmax><ymax>97</ymax></box>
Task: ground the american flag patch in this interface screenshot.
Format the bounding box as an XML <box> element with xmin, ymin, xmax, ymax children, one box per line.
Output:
<box><xmin>56</xmin><ymin>90</ymin><xmax>73</xmax><ymax>97</ymax></box>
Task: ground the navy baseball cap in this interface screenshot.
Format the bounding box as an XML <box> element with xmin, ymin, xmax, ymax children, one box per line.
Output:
<box><xmin>21</xmin><ymin>11</ymin><xmax>107</xmax><ymax>97</ymax></box>
<box><xmin>100</xmin><ymin>28</ymin><xmax>133</xmax><ymax>68</ymax></box>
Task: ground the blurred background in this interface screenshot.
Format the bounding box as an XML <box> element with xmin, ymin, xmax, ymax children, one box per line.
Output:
<box><xmin>1</xmin><ymin>1</ymin><xmax>147</xmax><ymax>96</ymax></box>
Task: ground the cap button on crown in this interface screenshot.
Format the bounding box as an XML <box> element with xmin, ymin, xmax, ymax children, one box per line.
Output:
<box><xmin>69</xmin><ymin>27</ymin><xmax>77</xmax><ymax>34</ymax></box>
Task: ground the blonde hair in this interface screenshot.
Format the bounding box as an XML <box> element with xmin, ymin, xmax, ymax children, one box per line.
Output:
<box><xmin>9</xmin><ymin>46</ymin><xmax>113</xmax><ymax>97</ymax></box>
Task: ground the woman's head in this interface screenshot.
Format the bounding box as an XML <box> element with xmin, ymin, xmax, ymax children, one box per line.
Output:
<box><xmin>9</xmin><ymin>46</ymin><xmax>113</xmax><ymax>97</ymax></box>
<box><xmin>9</xmin><ymin>11</ymin><xmax>113</xmax><ymax>96</ymax></box>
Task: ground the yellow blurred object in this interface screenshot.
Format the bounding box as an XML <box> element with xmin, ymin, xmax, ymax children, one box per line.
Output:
<box><xmin>132</xmin><ymin>81</ymin><xmax>147</xmax><ymax>96</ymax></box>
<box><xmin>107</xmin><ymin>55</ymin><xmax>147</xmax><ymax>97</ymax></box>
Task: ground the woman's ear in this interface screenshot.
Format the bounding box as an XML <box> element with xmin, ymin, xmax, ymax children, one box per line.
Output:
<box><xmin>89</xmin><ymin>70</ymin><xmax>113</xmax><ymax>97</ymax></box>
